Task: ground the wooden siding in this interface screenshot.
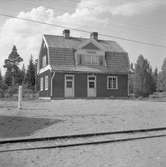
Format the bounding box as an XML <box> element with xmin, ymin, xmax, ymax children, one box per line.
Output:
<box><xmin>39</xmin><ymin>70</ymin><xmax>51</xmax><ymax>97</ymax></box>
<box><xmin>51</xmin><ymin>72</ymin><xmax>128</xmax><ymax>98</ymax></box>
<box><xmin>52</xmin><ymin>72</ymin><xmax>64</xmax><ymax>98</ymax></box>
<box><xmin>75</xmin><ymin>73</ymin><xmax>87</xmax><ymax>97</ymax></box>
<box><xmin>39</xmin><ymin>40</ymin><xmax>49</xmax><ymax>69</ymax></box>
<box><xmin>97</xmin><ymin>74</ymin><xmax>128</xmax><ymax>97</ymax></box>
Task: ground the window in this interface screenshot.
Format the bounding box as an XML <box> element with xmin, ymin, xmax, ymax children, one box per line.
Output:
<box><xmin>81</xmin><ymin>55</ymin><xmax>100</xmax><ymax>65</ymax></box>
<box><xmin>92</xmin><ymin>56</ymin><xmax>98</xmax><ymax>65</ymax></box>
<box><xmin>88</xmin><ymin>76</ymin><xmax>96</xmax><ymax>88</ymax></box>
<box><xmin>40</xmin><ymin>77</ymin><xmax>43</xmax><ymax>91</ymax></box>
<box><xmin>66</xmin><ymin>81</ymin><xmax>72</xmax><ymax>88</ymax></box>
<box><xmin>84</xmin><ymin>55</ymin><xmax>92</xmax><ymax>64</ymax></box>
<box><xmin>45</xmin><ymin>75</ymin><xmax>48</xmax><ymax>90</ymax></box>
<box><xmin>89</xmin><ymin>82</ymin><xmax>95</xmax><ymax>88</ymax></box>
<box><xmin>65</xmin><ymin>75</ymin><xmax>74</xmax><ymax>88</ymax></box>
<box><xmin>107</xmin><ymin>76</ymin><xmax>118</xmax><ymax>89</ymax></box>
<box><xmin>42</xmin><ymin>55</ymin><xmax>47</xmax><ymax>67</ymax></box>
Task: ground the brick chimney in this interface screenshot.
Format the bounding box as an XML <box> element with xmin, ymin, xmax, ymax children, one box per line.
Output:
<box><xmin>90</xmin><ymin>32</ymin><xmax>98</xmax><ymax>40</ymax></box>
<box><xmin>63</xmin><ymin>29</ymin><xmax>70</xmax><ymax>38</ymax></box>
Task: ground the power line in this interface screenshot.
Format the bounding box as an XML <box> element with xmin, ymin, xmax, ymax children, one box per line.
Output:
<box><xmin>8</xmin><ymin>0</ymin><xmax>166</xmax><ymax>38</ymax></box>
<box><xmin>12</xmin><ymin>0</ymin><xmax>166</xmax><ymax>35</ymax></box>
<box><xmin>0</xmin><ymin>12</ymin><xmax>166</xmax><ymax>48</ymax></box>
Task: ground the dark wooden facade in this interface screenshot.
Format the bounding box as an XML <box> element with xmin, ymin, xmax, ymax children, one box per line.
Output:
<box><xmin>38</xmin><ymin>32</ymin><xmax>129</xmax><ymax>99</ymax></box>
<box><xmin>44</xmin><ymin>72</ymin><xmax>128</xmax><ymax>98</ymax></box>
<box><xmin>39</xmin><ymin>70</ymin><xmax>51</xmax><ymax>97</ymax></box>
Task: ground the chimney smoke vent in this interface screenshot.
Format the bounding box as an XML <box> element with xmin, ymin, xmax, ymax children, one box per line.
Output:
<box><xmin>63</xmin><ymin>29</ymin><xmax>70</xmax><ymax>38</ymax></box>
<box><xmin>90</xmin><ymin>32</ymin><xmax>98</xmax><ymax>40</ymax></box>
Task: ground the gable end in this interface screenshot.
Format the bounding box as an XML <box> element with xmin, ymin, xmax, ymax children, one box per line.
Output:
<box><xmin>82</xmin><ymin>42</ymin><xmax>100</xmax><ymax>50</ymax></box>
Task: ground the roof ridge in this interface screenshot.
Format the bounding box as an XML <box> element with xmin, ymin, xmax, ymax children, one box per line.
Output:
<box><xmin>43</xmin><ymin>34</ymin><xmax>117</xmax><ymax>43</ymax></box>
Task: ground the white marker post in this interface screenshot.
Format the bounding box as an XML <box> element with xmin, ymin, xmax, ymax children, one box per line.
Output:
<box><xmin>18</xmin><ymin>85</ymin><xmax>22</xmax><ymax>109</ymax></box>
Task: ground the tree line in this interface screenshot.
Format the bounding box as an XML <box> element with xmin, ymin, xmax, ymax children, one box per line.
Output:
<box><xmin>0</xmin><ymin>45</ymin><xmax>37</xmax><ymax>97</ymax></box>
<box><xmin>130</xmin><ymin>54</ymin><xmax>166</xmax><ymax>97</ymax></box>
<box><xmin>0</xmin><ymin>45</ymin><xmax>166</xmax><ymax>98</ymax></box>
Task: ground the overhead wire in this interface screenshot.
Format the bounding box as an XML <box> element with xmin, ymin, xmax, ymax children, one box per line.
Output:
<box><xmin>11</xmin><ymin>0</ymin><xmax>166</xmax><ymax>36</ymax></box>
<box><xmin>0</xmin><ymin>12</ymin><xmax>166</xmax><ymax>48</ymax></box>
<box><xmin>11</xmin><ymin>0</ymin><xmax>166</xmax><ymax>37</ymax></box>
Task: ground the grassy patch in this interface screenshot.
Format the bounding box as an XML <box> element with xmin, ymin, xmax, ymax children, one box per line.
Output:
<box><xmin>0</xmin><ymin>116</ymin><xmax>61</xmax><ymax>138</ymax></box>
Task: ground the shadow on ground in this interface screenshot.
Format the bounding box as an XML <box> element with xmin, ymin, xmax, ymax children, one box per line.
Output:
<box><xmin>0</xmin><ymin>115</ymin><xmax>62</xmax><ymax>138</ymax></box>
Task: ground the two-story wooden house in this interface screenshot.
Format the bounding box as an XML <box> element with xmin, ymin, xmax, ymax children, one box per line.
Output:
<box><xmin>37</xmin><ymin>29</ymin><xmax>129</xmax><ymax>99</ymax></box>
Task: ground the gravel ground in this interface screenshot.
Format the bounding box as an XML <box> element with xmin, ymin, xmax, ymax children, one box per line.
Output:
<box><xmin>0</xmin><ymin>99</ymin><xmax>166</xmax><ymax>138</ymax></box>
<box><xmin>0</xmin><ymin>99</ymin><xmax>166</xmax><ymax>166</ymax></box>
<box><xmin>0</xmin><ymin>137</ymin><xmax>166</xmax><ymax>167</ymax></box>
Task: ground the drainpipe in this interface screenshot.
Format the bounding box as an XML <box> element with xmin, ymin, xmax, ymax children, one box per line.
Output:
<box><xmin>51</xmin><ymin>71</ymin><xmax>55</xmax><ymax>97</ymax></box>
<box><xmin>128</xmin><ymin>73</ymin><xmax>129</xmax><ymax>97</ymax></box>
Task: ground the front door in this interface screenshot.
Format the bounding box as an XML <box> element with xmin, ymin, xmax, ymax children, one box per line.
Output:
<box><xmin>87</xmin><ymin>75</ymin><xmax>96</xmax><ymax>97</ymax></box>
<box><xmin>65</xmin><ymin>75</ymin><xmax>74</xmax><ymax>97</ymax></box>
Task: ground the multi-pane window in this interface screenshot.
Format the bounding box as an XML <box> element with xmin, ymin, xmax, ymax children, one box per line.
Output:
<box><xmin>80</xmin><ymin>55</ymin><xmax>104</xmax><ymax>65</ymax></box>
<box><xmin>92</xmin><ymin>56</ymin><xmax>99</xmax><ymax>65</ymax></box>
<box><xmin>42</xmin><ymin>55</ymin><xmax>47</xmax><ymax>67</ymax></box>
<box><xmin>88</xmin><ymin>76</ymin><xmax>96</xmax><ymax>88</ymax></box>
<box><xmin>107</xmin><ymin>76</ymin><xmax>118</xmax><ymax>89</ymax></box>
<box><xmin>45</xmin><ymin>75</ymin><xmax>48</xmax><ymax>90</ymax></box>
<box><xmin>40</xmin><ymin>77</ymin><xmax>43</xmax><ymax>91</ymax></box>
<box><xmin>65</xmin><ymin>75</ymin><xmax>74</xmax><ymax>88</ymax></box>
<box><xmin>84</xmin><ymin>55</ymin><xmax>92</xmax><ymax>64</ymax></box>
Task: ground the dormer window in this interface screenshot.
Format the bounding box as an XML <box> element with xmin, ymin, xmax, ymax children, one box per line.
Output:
<box><xmin>77</xmin><ymin>54</ymin><xmax>104</xmax><ymax>66</ymax></box>
<box><xmin>75</xmin><ymin>40</ymin><xmax>106</xmax><ymax>66</ymax></box>
<box><xmin>84</xmin><ymin>55</ymin><xmax>99</xmax><ymax>65</ymax></box>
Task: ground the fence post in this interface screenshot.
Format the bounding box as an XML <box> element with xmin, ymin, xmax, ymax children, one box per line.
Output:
<box><xmin>18</xmin><ymin>85</ymin><xmax>22</xmax><ymax>109</ymax></box>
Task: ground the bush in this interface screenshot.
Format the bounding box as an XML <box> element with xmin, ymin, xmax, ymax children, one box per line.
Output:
<box><xmin>0</xmin><ymin>82</ymin><xmax>8</xmax><ymax>90</ymax></box>
<box><xmin>6</xmin><ymin>86</ymin><xmax>18</xmax><ymax>97</ymax></box>
<box><xmin>0</xmin><ymin>88</ymin><xmax>4</xmax><ymax>98</ymax></box>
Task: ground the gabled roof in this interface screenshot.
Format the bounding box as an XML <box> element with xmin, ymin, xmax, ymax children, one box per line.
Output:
<box><xmin>42</xmin><ymin>34</ymin><xmax>129</xmax><ymax>74</ymax></box>
<box><xmin>43</xmin><ymin>35</ymin><xmax>126</xmax><ymax>53</ymax></box>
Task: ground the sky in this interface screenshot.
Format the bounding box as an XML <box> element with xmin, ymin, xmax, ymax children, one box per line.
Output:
<box><xmin>0</xmin><ymin>0</ymin><xmax>166</xmax><ymax>74</ymax></box>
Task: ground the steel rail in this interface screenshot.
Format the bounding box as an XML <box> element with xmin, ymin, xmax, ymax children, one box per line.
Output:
<box><xmin>0</xmin><ymin>126</ymin><xmax>166</xmax><ymax>144</ymax></box>
<box><xmin>0</xmin><ymin>133</ymin><xmax>166</xmax><ymax>153</ymax></box>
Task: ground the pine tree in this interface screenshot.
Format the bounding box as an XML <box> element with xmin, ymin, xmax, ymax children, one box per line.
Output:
<box><xmin>0</xmin><ymin>70</ymin><xmax>2</xmax><ymax>82</ymax></box>
<box><xmin>128</xmin><ymin>62</ymin><xmax>135</xmax><ymax>94</ymax></box>
<box><xmin>34</xmin><ymin>59</ymin><xmax>39</xmax><ymax>91</ymax></box>
<box><xmin>157</xmin><ymin>58</ymin><xmax>166</xmax><ymax>91</ymax></box>
<box><xmin>21</xmin><ymin>64</ymin><xmax>26</xmax><ymax>84</ymax></box>
<box><xmin>152</xmin><ymin>68</ymin><xmax>158</xmax><ymax>92</ymax></box>
<box><xmin>161</xmin><ymin>57</ymin><xmax>166</xmax><ymax>72</ymax></box>
<box><xmin>134</xmin><ymin>55</ymin><xmax>154</xmax><ymax>97</ymax></box>
<box><xmin>4</xmin><ymin>70</ymin><xmax>12</xmax><ymax>86</ymax></box>
<box><xmin>26</xmin><ymin>55</ymin><xmax>36</xmax><ymax>90</ymax></box>
<box><xmin>4</xmin><ymin>45</ymin><xmax>23</xmax><ymax>86</ymax></box>
<box><xmin>0</xmin><ymin>70</ymin><xmax>8</xmax><ymax>93</ymax></box>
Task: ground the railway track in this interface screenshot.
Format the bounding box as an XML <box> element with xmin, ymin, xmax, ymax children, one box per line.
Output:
<box><xmin>0</xmin><ymin>127</ymin><xmax>166</xmax><ymax>153</ymax></box>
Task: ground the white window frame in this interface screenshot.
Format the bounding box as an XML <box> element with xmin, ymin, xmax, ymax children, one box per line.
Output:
<box><xmin>65</xmin><ymin>74</ymin><xmax>74</xmax><ymax>89</ymax></box>
<box><xmin>92</xmin><ymin>55</ymin><xmax>99</xmax><ymax>65</ymax></box>
<box><xmin>107</xmin><ymin>76</ymin><xmax>118</xmax><ymax>90</ymax></box>
<box><xmin>82</xmin><ymin>55</ymin><xmax>100</xmax><ymax>65</ymax></box>
<box><xmin>42</xmin><ymin>55</ymin><xmax>47</xmax><ymax>68</ymax></box>
<box><xmin>87</xmin><ymin>75</ymin><xmax>96</xmax><ymax>89</ymax></box>
<box><xmin>45</xmin><ymin>75</ymin><xmax>48</xmax><ymax>91</ymax></box>
<box><xmin>40</xmin><ymin>77</ymin><xmax>43</xmax><ymax>91</ymax></box>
